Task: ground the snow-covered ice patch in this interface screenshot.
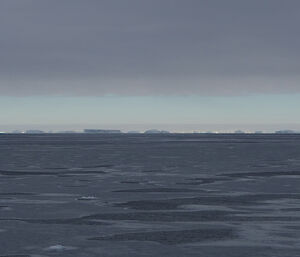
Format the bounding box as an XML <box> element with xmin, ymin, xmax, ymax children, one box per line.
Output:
<box><xmin>44</xmin><ymin>244</ymin><xmax>77</xmax><ymax>251</ymax></box>
<box><xmin>77</xmin><ymin>196</ymin><xmax>97</xmax><ymax>200</ymax></box>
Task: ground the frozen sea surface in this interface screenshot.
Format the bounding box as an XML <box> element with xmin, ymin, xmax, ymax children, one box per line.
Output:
<box><xmin>1</xmin><ymin>133</ymin><xmax>300</xmax><ymax>256</ymax></box>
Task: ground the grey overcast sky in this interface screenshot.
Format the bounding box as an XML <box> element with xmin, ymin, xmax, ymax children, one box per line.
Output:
<box><xmin>0</xmin><ymin>0</ymin><xmax>300</xmax><ymax>132</ymax></box>
<box><xmin>1</xmin><ymin>0</ymin><xmax>300</xmax><ymax>96</ymax></box>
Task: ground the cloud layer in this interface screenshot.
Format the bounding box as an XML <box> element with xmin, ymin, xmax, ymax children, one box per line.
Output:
<box><xmin>1</xmin><ymin>0</ymin><xmax>299</xmax><ymax>96</ymax></box>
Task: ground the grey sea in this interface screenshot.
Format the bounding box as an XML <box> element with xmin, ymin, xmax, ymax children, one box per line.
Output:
<box><xmin>1</xmin><ymin>134</ymin><xmax>300</xmax><ymax>257</ymax></box>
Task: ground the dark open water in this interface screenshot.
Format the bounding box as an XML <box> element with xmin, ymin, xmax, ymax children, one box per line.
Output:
<box><xmin>1</xmin><ymin>134</ymin><xmax>300</xmax><ymax>256</ymax></box>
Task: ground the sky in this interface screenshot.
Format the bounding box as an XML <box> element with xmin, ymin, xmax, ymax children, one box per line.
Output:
<box><xmin>0</xmin><ymin>0</ymin><xmax>300</xmax><ymax>132</ymax></box>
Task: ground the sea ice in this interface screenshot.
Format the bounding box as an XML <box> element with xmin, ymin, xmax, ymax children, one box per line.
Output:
<box><xmin>44</xmin><ymin>244</ymin><xmax>77</xmax><ymax>251</ymax></box>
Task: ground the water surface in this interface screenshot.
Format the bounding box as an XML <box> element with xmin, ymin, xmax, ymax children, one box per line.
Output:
<box><xmin>1</xmin><ymin>134</ymin><xmax>300</xmax><ymax>256</ymax></box>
